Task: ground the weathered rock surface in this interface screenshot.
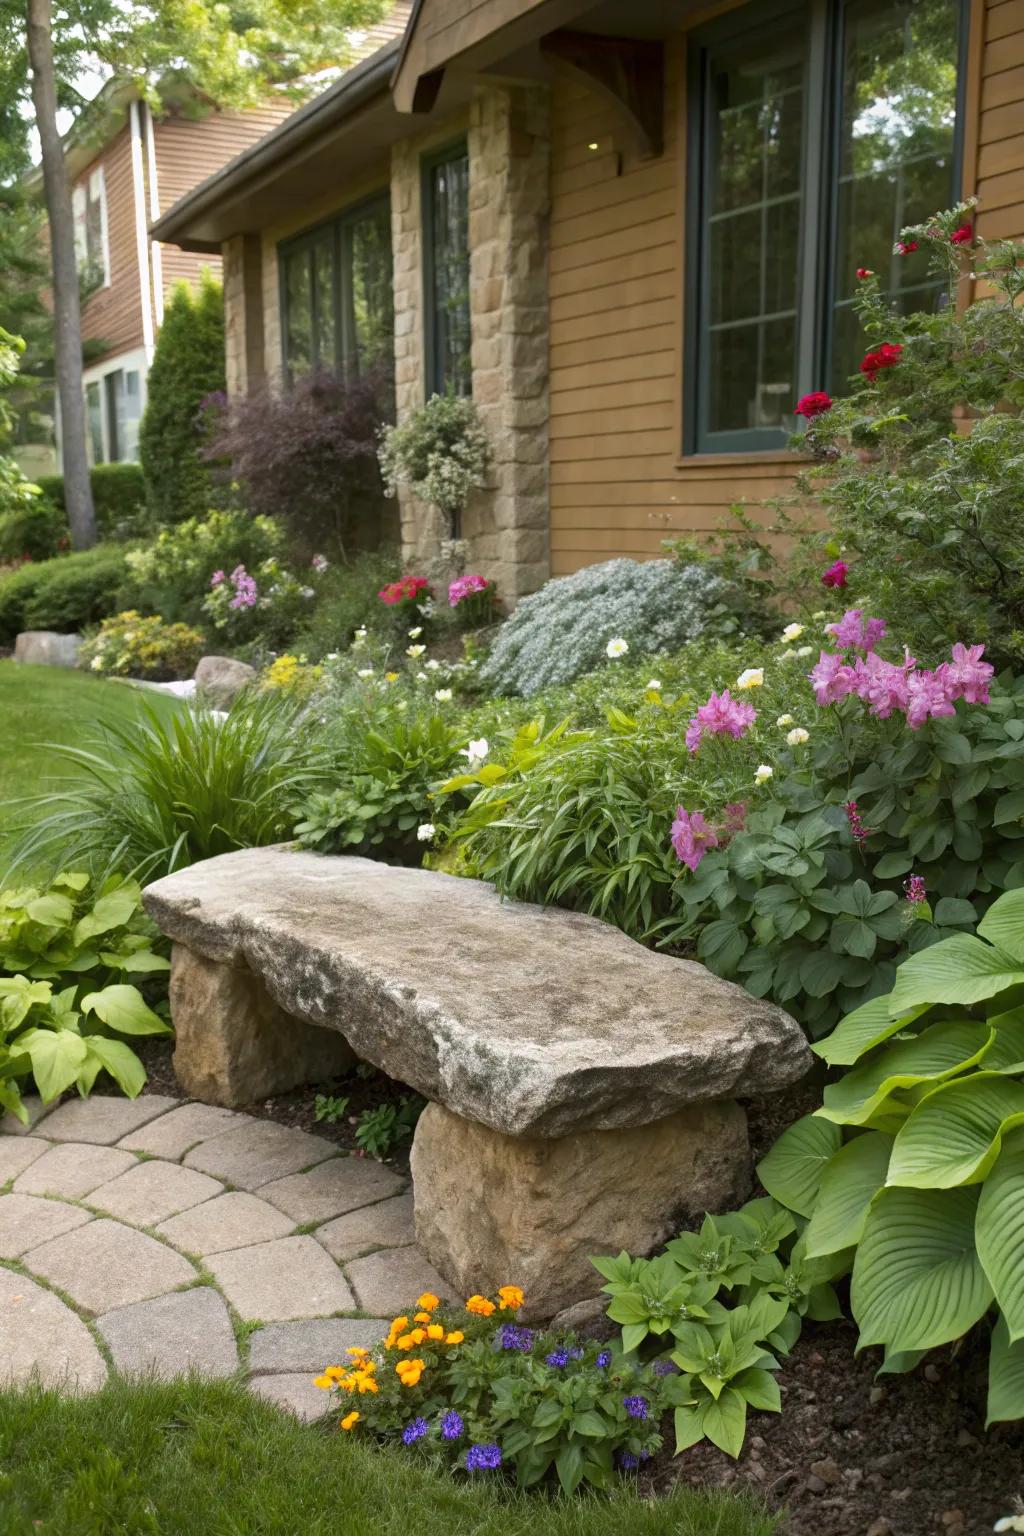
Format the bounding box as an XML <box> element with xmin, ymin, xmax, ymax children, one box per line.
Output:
<box><xmin>411</xmin><ymin>1100</ymin><xmax>751</xmax><ymax>1318</ymax></box>
<box><xmin>143</xmin><ymin>849</ymin><xmax>811</xmax><ymax>1138</ymax></box>
<box><xmin>14</xmin><ymin>630</ymin><xmax>81</xmax><ymax>668</ymax></box>
<box><xmin>169</xmin><ymin>947</ymin><xmax>354</xmax><ymax>1106</ymax></box>
<box><xmin>193</xmin><ymin>655</ymin><xmax>256</xmax><ymax>708</ymax></box>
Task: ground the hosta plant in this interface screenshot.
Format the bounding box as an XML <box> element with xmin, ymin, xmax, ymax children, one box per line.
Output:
<box><xmin>0</xmin><ymin>872</ymin><xmax>171</xmax><ymax>1121</ymax></box>
<box><xmin>758</xmin><ymin>884</ymin><xmax>1024</xmax><ymax>1425</ymax></box>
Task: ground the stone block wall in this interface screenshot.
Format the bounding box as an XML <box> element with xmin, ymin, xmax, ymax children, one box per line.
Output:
<box><xmin>223</xmin><ymin>233</ymin><xmax>266</xmax><ymax>398</ymax></box>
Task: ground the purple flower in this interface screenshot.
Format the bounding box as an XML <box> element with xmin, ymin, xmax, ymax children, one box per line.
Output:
<box><xmin>210</xmin><ymin>569</ymin><xmax>225</xmax><ymax>588</ymax></box>
<box><xmin>619</xmin><ymin>1452</ymin><xmax>641</xmax><ymax>1470</ymax></box>
<box><xmin>809</xmin><ymin>650</ymin><xmax>857</xmax><ymax>706</ymax></box>
<box><xmin>402</xmin><ymin>1417</ymin><xmax>428</xmax><ymax>1445</ymax></box>
<box><xmin>670</xmin><ymin>807</ymin><xmax>719</xmax><ymax>873</ymax></box>
<box><xmin>595</xmin><ymin>1350</ymin><xmax>611</xmax><ymax>1369</ymax></box>
<box><xmin>685</xmin><ymin>690</ymin><xmax>757</xmax><ymax>754</ymax></box>
<box><xmin>499</xmin><ymin>1325</ymin><xmax>535</xmax><ymax>1352</ymax></box>
<box><xmin>946</xmin><ymin>642</ymin><xmax>993</xmax><ymax>705</ymax></box>
<box><xmin>653</xmin><ymin>1360</ymin><xmax>677</xmax><ymax>1377</ymax></box>
<box><xmin>845</xmin><ymin>800</ymin><xmax>869</xmax><ymax>849</ymax></box>
<box><xmin>904</xmin><ymin>873</ymin><xmax>927</xmax><ymax>904</ymax></box>
<box><xmin>569</xmin><ymin>1347</ymin><xmax>584</xmax><ymax>1359</ymax></box>
<box><xmin>228</xmin><ymin>564</ymin><xmax>258</xmax><ymax>610</ymax></box>
<box><xmin>545</xmin><ymin>1348</ymin><xmax>570</xmax><ymax>1368</ymax></box>
<box><xmin>440</xmin><ymin>1410</ymin><xmax>464</xmax><ymax>1441</ymax></box>
<box><xmin>465</xmin><ymin>1444</ymin><xmax>502</xmax><ymax>1471</ymax></box>
<box><xmin>623</xmin><ymin>1395</ymin><xmax>649</xmax><ymax>1420</ymax></box>
<box><xmin>826</xmin><ymin>608</ymin><xmax>887</xmax><ymax>653</ymax></box>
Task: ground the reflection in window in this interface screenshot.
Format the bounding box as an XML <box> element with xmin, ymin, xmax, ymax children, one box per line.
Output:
<box><xmin>86</xmin><ymin>381</ymin><xmax>104</xmax><ymax>464</ymax></box>
<box><xmin>280</xmin><ymin>195</ymin><xmax>393</xmax><ymax>385</ymax></box>
<box><xmin>425</xmin><ymin>145</ymin><xmax>471</xmax><ymax>396</ymax></box>
<box><xmin>348</xmin><ymin>199</ymin><xmax>394</xmax><ymax>372</ymax></box>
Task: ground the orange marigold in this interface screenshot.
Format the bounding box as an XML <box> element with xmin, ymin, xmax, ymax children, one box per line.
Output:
<box><xmin>413</xmin><ymin>1311</ymin><xmax>433</xmax><ymax>1325</ymax></box>
<box><xmin>497</xmin><ymin>1285</ymin><xmax>525</xmax><ymax>1311</ymax></box>
<box><xmin>444</xmin><ymin>1331</ymin><xmax>465</xmax><ymax>1345</ymax></box>
<box><xmin>396</xmin><ymin>1358</ymin><xmax>425</xmax><ymax>1386</ymax></box>
<box><xmin>465</xmin><ymin>1295</ymin><xmax>496</xmax><ymax>1317</ymax></box>
<box><xmin>426</xmin><ymin>1324</ymin><xmax>445</xmax><ymax>1341</ymax></box>
<box><xmin>417</xmin><ymin>1292</ymin><xmax>440</xmax><ymax>1311</ymax></box>
<box><xmin>340</xmin><ymin>1411</ymin><xmax>360</xmax><ymax>1431</ymax></box>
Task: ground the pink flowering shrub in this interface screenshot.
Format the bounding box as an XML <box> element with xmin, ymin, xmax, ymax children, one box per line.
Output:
<box><xmin>448</xmin><ymin>572</ymin><xmax>498</xmax><ymax>628</ymax></box>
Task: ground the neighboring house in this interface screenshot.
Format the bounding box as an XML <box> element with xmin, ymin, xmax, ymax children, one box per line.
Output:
<box><xmin>150</xmin><ymin>0</ymin><xmax>1022</xmax><ymax>600</ymax></box>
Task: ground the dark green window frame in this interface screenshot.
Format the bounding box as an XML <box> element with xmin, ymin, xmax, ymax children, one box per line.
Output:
<box><xmin>684</xmin><ymin>0</ymin><xmax>969</xmax><ymax>456</ymax></box>
<box><xmin>422</xmin><ymin>140</ymin><xmax>472</xmax><ymax>398</ymax></box>
<box><xmin>278</xmin><ymin>192</ymin><xmax>393</xmax><ymax>383</ymax></box>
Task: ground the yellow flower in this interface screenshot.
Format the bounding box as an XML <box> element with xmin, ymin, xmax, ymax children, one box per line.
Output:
<box><xmin>385</xmin><ymin>671</ymin><xmax>399</xmax><ymax>682</ymax></box>
<box><xmin>413</xmin><ymin>1311</ymin><xmax>432</xmax><ymax>1324</ymax></box>
<box><xmin>735</xmin><ymin>667</ymin><xmax>764</xmax><ymax>690</ymax></box>
<box><xmin>417</xmin><ymin>1293</ymin><xmax>440</xmax><ymax>1312</ymax></box>
<box><xmin>497</xmin><ymin>1285</ymin><xmax>524</xmax><ymax>1311</ymax></box>
<box><xmin>340</xmin><ymin>1411</ymin><xmax>360</xmax><ymax>1431</ymax></box>
<box><xmin>395</xmin><ymin>1334</ymin><xmax>416</xmax><ymax>1351</ymax></box>
<box><xmin>396</xmin><ymin>1358</ymin><xmax>425</xmax><ymax>1386</ymax></box>
<box><xmin>345</xmin><ymin>1347</ymin><xmax>371</xmax><ymax>1360</ymax></box>
<box><xmin>465</xmin><ymin>1295</ymin><xmax>496</xmax><ymax>1317</ymax></box>
<box><xmin>426</xmin><ymin>1324</ymin><xmax>445</xmax><ymax>1340</ymax></box>
<box><xmin>350</xmin><ymin>1373</ymin><xmax>379</xmax><ymax>1395</ymax></box>
<box><xmin>385</xmin><ymin>1316</ymin><xmax>410</xmax><ymax>1348</ymax></box>
<box><xmin>314</xmin><ymin>1369</ymin><xmax>342</xmax><ymax>1390</ymax></box>
<box><xmin>445</xmin><ymin>1331</ymin><xmax>465</xmax><ymax>1345</ymax></box>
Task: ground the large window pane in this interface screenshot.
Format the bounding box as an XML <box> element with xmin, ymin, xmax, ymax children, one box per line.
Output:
<box><xmin>830</xmin><ymin>0</ymin><xmax>961</xmax><ymax>388</ymax></box>
<box><xmin>349</xmin><ymin>199</ymin><xmax>394</xmax><ymax>372</ymax></box>
<box><xmin>280</xmin><ymin>196</ymin><xmax>393</xmax><ymax>383</ymax></box>
<box><xmin>85</xmin><ymin>381</ymin><xmax>104</xmax><ymax>465</ymax></box>
<box><xmin>284</xmin><ymin>249</ymin><xmax>313</xmax><ymax>379</ymax></box>
<box><xmin>312</xmin><ymin>235</ymin><xmax>337</xmax><ymax>371</ymax></box>
<box><xmin>426</xmin><ymin>146</ymin><xmax>471</xmax><ymax>397</ymax></box>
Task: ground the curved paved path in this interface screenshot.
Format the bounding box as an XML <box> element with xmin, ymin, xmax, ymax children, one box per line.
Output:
<box><xmin>0</xmin><ymin>1093</ymin><xmax>449</xmax><ymax>1418</ymax></box>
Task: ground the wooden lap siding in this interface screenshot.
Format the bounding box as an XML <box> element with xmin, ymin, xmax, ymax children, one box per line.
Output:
<box><xmin>974</xmin><ymin>0</ymin><xmax>1024</xmax><ymax>239</ymax></box>
<box><xmin>78</xmin><ymin>129</ymin><xmax>145</xmax><ymax>358</ymax></box>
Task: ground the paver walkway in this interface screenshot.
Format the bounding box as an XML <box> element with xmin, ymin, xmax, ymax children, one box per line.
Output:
<box><xmin>0</xmin><ymin>1094</ymin><xmax>449</xmax><ymax>1419</ymax></box>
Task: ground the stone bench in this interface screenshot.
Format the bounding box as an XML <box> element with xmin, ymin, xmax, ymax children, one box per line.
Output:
<box><xmin>143</xmin><ymin>848</ymin><xmax>810</xmax><ymax>1316</ymax></box>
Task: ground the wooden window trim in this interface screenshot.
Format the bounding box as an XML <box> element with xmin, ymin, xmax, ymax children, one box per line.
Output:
<box><xmin>421</xmin><ymin>138</ymin><xmax>471</xmax><ymax>399</ymax></box>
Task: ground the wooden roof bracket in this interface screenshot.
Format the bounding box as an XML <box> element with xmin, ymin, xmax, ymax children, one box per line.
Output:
<box><xmin>539</xmin><ymin>30</ymin><xmax>664</xmax><ymax>159</ymax></box>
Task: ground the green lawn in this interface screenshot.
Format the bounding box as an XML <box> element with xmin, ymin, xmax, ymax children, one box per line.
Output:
<box><xmin>0</xmin><ymin>1378</ymin><xmax>778</xmax><ymax>1536</ymax></box>
<box><xmin>0</xmin><ymin>661</ymin><xmax>182</xmax><ymax>869</ymax></box>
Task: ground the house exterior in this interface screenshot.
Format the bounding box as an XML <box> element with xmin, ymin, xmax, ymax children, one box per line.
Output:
<box><xmin>150</xmin><ymin>0</ymin><xmax>1022</xmax><ymax>599</ymax></box>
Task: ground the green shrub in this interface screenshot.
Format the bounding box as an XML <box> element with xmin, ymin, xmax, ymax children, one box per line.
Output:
<box><xmin>9</xmin><ymin>691</ymin><xmax>330</xmax><ymax>881</ymax></box>
<box><xmin>0</xmin><ymin>497</ymin><xmax>66</xmax><ymax>561</ymax></box>
<box><xmin>139</xmin><ymin>273</ymin><xmax>225</xmax><ymax>522</ymax></box>
<box><xmin>35</xmin><ymin>462</ymin><xmax>147</xmax><ymax>541</ymax></box>
<box><xmin>759</xmin><ymin>885</ymin><xmax>1024</xmax><ymax>1426</ymax></box>
<box><xmin>0</xmin><ymin>544</ymin><xmax>128</xmax><ymax>643</ymax></box>
<box><xmin>119</xmin><ymin>509</ymin><xmax>283</xmax><ymax>627</ymax></box>
<box><xmin>78</xmin><ymin>610</ymin><xmax>205</xmax><ymax>681</ymax></box>
<box><xmin>0</xmin><ymin>871</ymin><xmax>172</xmax><ymax>1123</ymax></box>
<box><xmin>378</xmin><ymin>393</ymin><xmax>491</xmax><ymax>539</ymax></box>
<box><xmin>290</xmin><ymin>549</ymin><xmax>405</xmax><ymax>658</ymax></box>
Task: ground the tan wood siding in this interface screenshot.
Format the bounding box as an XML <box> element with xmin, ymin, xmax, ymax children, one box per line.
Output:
<box><xmin>77</xmin><ymin>128</ymin><xmax>145</xmax><ymax>359</ymax></box>
<box><xmin>976</xmin><ymin>0</ymin><xmax>1024</xmax><ymax>238</ymax></box>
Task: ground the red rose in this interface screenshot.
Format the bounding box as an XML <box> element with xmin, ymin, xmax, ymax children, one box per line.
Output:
<box><xmin>794</xmin><ymin>391</ymin><xmax>833</xmax><ymax>419</ymax></box>
<box><xmin>856</xmin><ymin>268</ymin><xmax>874</xmax><ymax>279</ymax></box>
<box><xmin>950</xmin><ymin>223</ymin><xmax>973</xmax><ymax>246</ymax></box>
<box><xmin>897</xmin><ymin>241</ymin><xmax>918</xmax><ymax>255</ymax></box>
<box><xmin>860</xmin><ymin>342</ymin><xmax>903</xmax><ymax>380</ymax></box>
<box><xmin>822</xmin><ymin>560</ymin><xmax>848</xmax><ymax>589</ymax></box>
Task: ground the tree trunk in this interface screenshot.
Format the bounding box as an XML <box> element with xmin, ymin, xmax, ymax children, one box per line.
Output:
<box><xmin>26</xmin><ymin>0</ymin><xmax>96</xmax><ymax>549</ymax></box>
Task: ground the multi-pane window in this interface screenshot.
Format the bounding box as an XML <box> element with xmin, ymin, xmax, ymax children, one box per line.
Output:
<box><xmin>279</xmin><ymin>195</ymin><xmax>394</xmax><ymax>382</ymax></box>
<box><xmin>85</xmin><ymin>381</ymin><xmax>104</xmax><ymax>465</ymax></box>
<box><xmin>687</xmin><ymin>0</ymin><xmax>963</xmax><ymax>453</ymax></box>
<box><xmin>423</xmin><ymin>143</ymin><xmax>471</xmax><ymax>396</ymax></box>
<box><xmin>102</xmin><ymin>369</ymin><xmax>142</xmax><ymax>462</ymax></box>
<box><xmin>72</xmin><ymin>167</ymin><xmax>109</xmax><ymax>288</ymax></box>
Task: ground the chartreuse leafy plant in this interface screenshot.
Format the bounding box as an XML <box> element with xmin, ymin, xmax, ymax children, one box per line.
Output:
<box><xmin>758</xmin><ymin>885</ymin><xmax>1024</xmax><ymax>1424</ymax></box>
<box><xmin>591</xmin><ymin>1197</ymin><xmax>843</xmax><ymax>1460</ymax></box>
<box><xmin>0</xmin><ymin>872</ymin><xmax>171</xmax><ymax>1122</ymax></box>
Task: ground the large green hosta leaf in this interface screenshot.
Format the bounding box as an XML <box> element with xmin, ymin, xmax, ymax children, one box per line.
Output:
<box><xmin>988</xmin><ymin>1310</ymin><xmax>1024</xmax><ymax>1426</ymax></box>
<box><xmin>887</xmin><ymin>1074</ymin><xmax>1024</xmax><ymax>1189</ymax></box>
<box><xmin>813</xmin><ymin>994</ymin><xmax>933</xmax><ymax>1068</ymax></box>
<box><xmin>851</xmin><ymin>1186</ymin><xmax>993</xmax><ymax>1354</ymax></box>
<box><xmin>756</xmin><ymin>1115</ymin><xmax>842</xmax><ymax>1217</ymax></box>
<box><xmin>976</xmin><ymin>1127</ymin><xmax>1024</xmax><ymax>1341</ymax></box>
<box><xmin>804</xmin><ymin>1132</ymin><xmax>891</xmax><ymax>1259</ymax></box>
<box><xmin>985</xmin><ymin>1006</ymin><xmax>1024</xmax><ymax>1074</ymax></box>
<box><xmin>977</xmin><ymin>888</ymin><xmax>1024</xmax><ymax>963</ymax></box>
<box><xmin>889</xmin><ymin>934</ymin><xmax>1024</xmax><ymax>1014</ymax></box>
<box><xmin>817</xmin><ymin>1021</ymin><xmax>993</xmax><ymax>1128</ymax></box>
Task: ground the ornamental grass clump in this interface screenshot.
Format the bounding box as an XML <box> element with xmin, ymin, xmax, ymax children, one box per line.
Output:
<box><xmin>313</xmin><ymin>1285</ymin><xmax>678</xmax><ymax>1494</ymax></box>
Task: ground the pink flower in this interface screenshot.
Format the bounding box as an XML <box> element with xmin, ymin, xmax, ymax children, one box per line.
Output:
<box><xmin>821</xmin><ymin>560</ymin><xmax>848</xmax><ymax>589</ymax></box>
<box><xmin>897</xmin><ymin>241</ymin><xmax>918</xmax><ymax>255</ymax></box>
<box><xmin>448</xmin><ymin>573</ymin><xmax>490</xmax><ymax>608</ymax></box>
<box><xmin>684</xmin><ymin>690</ymin><xmax>756</xmax><ymax>754</ymax></box>
<box><xmin>905</xmin><ymin>669</ymin><xmax>957</xmax><ymax>729</ymax></box>
<box><xmin>794</xmin><ymin>392</ymin><xmax>833</xmax><ymax>419</ymax></box>
<box><xmin>851</xmin><ymin>652</ymin><xmax>913</xmax><ymax>718</ymax></box>
<box><xmin>210</xmin><ymin>569</ymin><xmax>226</xmax><ymax>588</ymax></box>
<box><xmin>950</xmin><ymin>224</ymin><xmax>973</xmax><ymax>246</ymax></box>
<box><xmin>856</xmin><ymin>268</ymin><xmax>874</xmax><ymax>280</ymax></box>
<box><xmin>311</xmin><ymin>554</ymin><xmax>329</xmax><ymax>573</ymax></box>
<box><xmin>845</xmin><ymin>800</ymin><xmax>869</xmax><ymax>848</ymax></box>
<box><xmin>228</xmin><ymin>564</ymin><xmax>258</xmax><ymax>610</ymax></box>
<box><xmin>946</xmin><ymin>642</ymin><xmax>993</xmax><ymax>705</ymax></box>
<box><xmin>670</xmin><ymin>807</ymin><xmax>719</xmax><ymax>872</ymax></box>
<box><xmin>904</xmin><ymin>874</ymin><xmax>927</xmax><ymax>903</ymax></box>
<box><xmin>809</xmin><ymin>650</ymin><xmax>857</xmax><ymax>706</ymax></box>
<box><xmin>720</xmin><ymin>802</ymin><xmax>747</xmax><ymax>835</ymax></box>
<box><xmin>826</xmin><ymin>609</ymin><xmax>888</xmax><ymax>653</ymax></box>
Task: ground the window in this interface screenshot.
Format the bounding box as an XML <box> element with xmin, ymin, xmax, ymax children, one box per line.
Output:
<box><xmin>686</xmin><ymin>0</ymin><xmax>964</xmax><ymax>453</ymax></box>
<box><xmin>279</xmin><ymin>195</ymin><xmax>394</xmax><ymax>382</ymax></box>
<box><xmin>423</xmin><ymin>142</ymin><xmax>471</xmax><ymax>397</ymax></box>
<box><xmin>99</xmin><ymin>369</ymin><xmax>142</xmax><ymax>463</ymax></box>
<box><xmin>72</xmin><ymin>167</ymin><xmax>109</xmax><ymax>288</ymax></box>
<box><xmin>86</xmin><ymin>381</ymin><xmax>104</xmax><ymax>465</ymax></box>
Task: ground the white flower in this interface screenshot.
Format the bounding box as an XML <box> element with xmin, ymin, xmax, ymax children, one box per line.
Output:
<box><xmin>395</xmin><ymin>699</ymin><xmax>408</xmax><ymax>712</ymax></box>
<box><xmin>646</xmin><ymin>679</ymin><xmax>662</xmax><ymax>691</ymax></box>
<box><xmin>357</xmin><ymin>669</ymin><xmax>374</xmax><ymax>679</ymax></box>
<box><xmin>780</xmin><ymin>648</ymin><xmax>797</xmax><ymax>662</ymax></box>
<box><xmin>780</xmin><ymin>623</ymin><xmax>804</xmax><ymax>643</ymax></box>
<box><xmin>326</xmin><ymin>652</ymin><xmax>339</xmax><ymax>662</ymax></box>
<box><xmin>434</xmin><ymin>688</ymin><xmax>453</xmax><ymax>701</ymax></box>
<box><xmin>417</xmin><ymin>823</ymin><xmax>436</xmax><ymax>843</ymax></box>
<box><xmin>461</xmin><ymin>737</ymin><xmax>489</xmax><ymax>769</ymax></box>
<box><xmin>407</xmin><ymin>644</ymin><xmax>426</xmax><ymax>658</ymax></box>
<box><xmin>90</xmin><ymin>656</ymin><xmax>104</xmax><ymax>671</ymax></box>
<box><xmin>606</xmin><ymin>637</ymin><xmax>629</xmax><ymax>658</ymax></box>
<box><xmin>754</xmin><ymin>765</ymin><xmax>774</xmax><ymax>784</ymax></box>
<box><xmin>736</xmin><ymin>668</ymin><xmax>764</xmax><ymax>690</ymax></box>
<box><xmin>352</xmin><ymin>629</ymin><xmax>367</xmax><ymax>650</ymax></box>
<box><xmin>776</xmin><ymin>714</ymin><xmax>794</xmax><ymax>727</ymax></box>
<box><xmin>995</xmin><ymin>1520</ymin><xmax>1024</xmax><ymax>1534</ymax></box>
<box><xmin>786</xmin><ymin>727</ymin><xmax>810</xmax><ymax>746</ymax></box>
<box><xmin>425</xmin><ymin>659</ymin><xmax>441</xmax><ymax>670</ymax></box>
<box><xmin>812</xmin><ymin>610</ymin><xmax>826</xmax><ymax>621</ymax></box>
<box><xmin>416</xmin><ymin>671</ymin><xmax>427</xmax><ymax>680</ymax></box>
<box><xmin>408</xmin><ymin>626</ymin><xmax>423</xmax><ymax>639</ymax></box>
<box><xmin>796</xmin><ymin>645</ymin><xmax>813</xmax><ymax>658</ymax></box>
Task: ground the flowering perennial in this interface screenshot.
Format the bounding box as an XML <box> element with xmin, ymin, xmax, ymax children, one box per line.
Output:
<box><xmin>809</xmin><ymin>615</ymin><xmax>993</xmax><ymax>729</ymax></box>
<box><xmin>860</xmin><ymin>342</ymin><xmax>903</xmax><ymax>381</ymax></box>
<box><xmin>684</xmin><ymin>689</ymin><xmax>757</xmax><ymax>753</ymax></box>
<box><xmin>448</xmin><ymin>573</ymin><xmax>490</xmax><ymax>607</ymax></box>
<box><xmin>821</xmin><ymin>560</ymin><xmax>848</xmax><ymax>589</ymax></box>
<box><xmin>379</xmin><ymin>575</ymin><xmax>431</xmax><ymax>607</ymax></box>
<box><xmin>794</xmin><ymin>391</ymin><xmax>833</xmax><ymax>419</ymax></box>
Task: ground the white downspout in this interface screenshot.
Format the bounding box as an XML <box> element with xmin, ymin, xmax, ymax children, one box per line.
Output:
<box><xmin>143</xmin><ymin>101</ymin><xmax>164</xmax><ymax>329</ymax></box>
<box><xmin>129</xmin><ymin>98</ymin><xmax>155</xmax><ymax>359</ymax></box>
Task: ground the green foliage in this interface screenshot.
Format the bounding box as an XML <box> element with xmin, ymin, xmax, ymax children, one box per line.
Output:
<box><xmin>378</xmin><ymin>393</ymin><xmax>491</xmax><ymax>535</ymax></box>
<box><xmin>294</xmin><ymin>710</ymin><xmax>468</xmax><ymax>863</ymax></box>
<box><xmin>0</xmin><ymin>497</ymin><xmax>65</xmax><ymax>561</ymax></box>
<box><xmin>0</xmin><ymin>544</ymin><xmax>127</xmax><ymax>644</ymax></box>
<box><xmin>8</xmin><ymin>691</ymin><xmax>329</xmax><ymax>882</ymax></box>
<box><xmin>36</xmin><ymin>463</ymin><xmax>148</xmax><ymax>541</ymax></box>
<box><xmin>0</xmin><ymin>327</ymin><xmax>42</xmax><ymax>517</ymax></box>
<box><xmin>0</xmin><ymin>870</ymin><xmax>171</xmax><ymax>1122</ymax></box>
<box><xmin>290</xmin><ymin>548</ymin><xmax>403</xmax><ymax>658</ymax></box>
<box><xmin>592</xmin><ymin>1198</ymin><xmax>841</xmax><ymax>1460</ymax></box>
<box><xmin>119</xmin><ymin>508</ymin><xmax>283</xmax><ymax>627</ymax></box>
<box><xmin>139</xmin><ymin>275</ymin><xmax>225</xmax><ymax>523</ymax></box>
<box><xmin>78</xmin><ymin>610</ymin><xmax>205</xmax><ymax>681</ymax></box>
<box><xmin>313</xmin><ymin>1092</ymin><xmax>349</xmax><ymax>1124</ymax></box>
<box><xmin>354</xmin><ymin>1094</ymin><xmax>424</xmax><ymax>1158</ymax></box>
<box><xmin>759</xmin><ymin>885</ymin><xmax>1024</xmax><ymax>1425</ymax></box>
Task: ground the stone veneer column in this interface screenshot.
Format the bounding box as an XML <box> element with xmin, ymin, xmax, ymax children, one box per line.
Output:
<box><xmin>222</xmin><ymin>233</ymin><xmax>266</xmax><ymax>398</ymax></box>
<box><xmin>389</xmin><ymin>85</ymin><xmax>551</xmax><ymax>602</ymax></box>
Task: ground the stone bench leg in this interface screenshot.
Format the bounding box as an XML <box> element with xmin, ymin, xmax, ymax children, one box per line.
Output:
<box><xmin>169</xmin><ymin>944</ymin><xmax>356</xmax><ymax>1107</ymax></box>
<box><xmin>410</xmin><ymin>1100</ymin><xmax>751</xmax><ymax>1320</ymax></box>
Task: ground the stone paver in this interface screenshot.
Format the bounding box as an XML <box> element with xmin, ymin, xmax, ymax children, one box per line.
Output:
<box><xmin>248</xmin><ymin>1317</ymin><xmax>388</xmax><ymax>1374</ymax></box>
<box><xmin>0</xmin><ymin>1135</ymin><xmax>51</xmax><ymax>1184</ymax></box>
<box><xmin>0</xmin><ymin>1267</ymin><xmax>106</xmax><ymax>1393</ymax></box>
<box><xmin>259</xmin><ymin>1156</ymin><xmax>405</xmax><ymax>1226</ymax></box>
<box><xmin>26</xmin><ymin>1218</ymin><xmax>197</xmax><ymax>1313</ymax></box>
<box><xmin>14</xmin><ymin>1142</ymin><xmax>137</xmax><ymax>1200</ymax></box>
<box><xmin>0</xmin><ymin>1097</ymin><xmax>51</xmax><ymax>1137</ymax></box>
<box><xmin>87</xmin><ymin>1160</ymin><xmax>223</xmax><ymax>1226</ymax></box>
<box><xmin>155</xmin><ymin>1191</ymin><xmax>294</xmax><ymax>1256</ymax></box>
<box><xmin>42</xmin><ymin>1095</ymin><xmax>181</xmax><ymax>1146</ymax></box>
<box><xmin>250</xmin><ymin>1373</ymin><xmax>334</xmax><ymax>1422</ymax></box>
<box><xmin>183</xmin><ymin>1121</ymin><xmax>337</xmax><ymax>1191</ymax></box>
<box><xmin>98</xmin><ymin>1287</ymin><xmax>239</xmax><ymax>1379</ymax></box>
<box><xmin>346</xmin><ymin>1243</ymin><xmax>450</xmax><ymax>1315</ymax></box>
<box><xmin>206</xmin><ymin>1236</ymin><xmax>354</xmax><ymax>1322</ymax></box>
<box><xmin>316</xmin><ymin>1192</ymin><xmax>416</xmax><ymax>1262</ymax></box>
<box><xmin>118</xmin><ymin>1103</ymin><xmax>250</xmax><ymax>1160</ymax></box>
<box><xmin>0</xmin><ymin>1193</ymin><xmax>92</xmax><ymax>1258</ymax></box>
